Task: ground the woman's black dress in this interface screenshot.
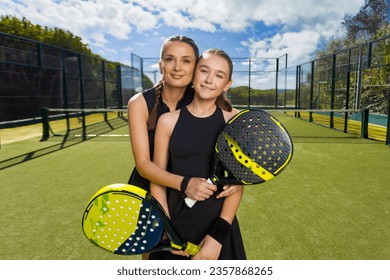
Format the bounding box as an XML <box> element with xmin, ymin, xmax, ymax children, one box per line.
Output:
<box><xmin>128</xmin><ymin>87</ymin><xmax>194</xmax><ymax>191</ymax></box>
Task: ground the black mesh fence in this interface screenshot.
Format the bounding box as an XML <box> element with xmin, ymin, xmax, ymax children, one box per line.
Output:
<box><xmin>0</xmin><ymin>32</ymin><xmax>133</xmax><ymax>123</ymax></box>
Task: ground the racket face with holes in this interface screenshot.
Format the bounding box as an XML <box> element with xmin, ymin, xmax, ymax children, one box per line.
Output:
<box><xmin>82</xmin><ymin>183</ymin><xmax>165</xmax><ymax>255</ymax></box>
<box><xmin>213</xmin><ymin>109</ymin><xmax>293</xmax><ymax>185</ymax></box>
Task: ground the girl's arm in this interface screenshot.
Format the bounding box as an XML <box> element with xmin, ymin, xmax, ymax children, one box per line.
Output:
<box><xmin>128</xmin><ymin>95</ymin><xmax>216</xmax><ymax>199</ymax></box>
<box><xmin>192</xmin><ymin>108</ymin><xmax>244</xmax><ymax>260</ymax></box>
<box><xmin>192</xmin><ymin>187</ymin><xmax>244</xmax><ymax>260</ymax></box>
<box><xmin>216</xmin><ymin>107</ymin><xmax>243</xmax><ymax>199</ymax></box>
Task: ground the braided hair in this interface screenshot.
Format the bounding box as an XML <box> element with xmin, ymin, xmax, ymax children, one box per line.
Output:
<box><xmin>147</xmin><ymin>35</ymin><xmax>199</xmax><ymax>130</ymax></box>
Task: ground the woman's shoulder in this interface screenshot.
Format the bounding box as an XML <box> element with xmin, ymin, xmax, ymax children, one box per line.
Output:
<box><xmin>128</xmin><ymin>92</ymin><xmax>146</xmax><ymax>111</ymax></box>
<box><xmin>128</xmin><ymin>87</ymin><xmax>157</xmax><ymax>110</ymax></box>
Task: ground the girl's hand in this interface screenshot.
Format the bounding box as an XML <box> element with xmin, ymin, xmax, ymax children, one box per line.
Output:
<box><xmin>191</xmin><ymin>235</ymin><xmax>222</xmax><ymax>260</ymax></box>
<box><xmin>170</xmin><ymin>250</ymin><xmax>190</xmax><ymax>257</ymax></box>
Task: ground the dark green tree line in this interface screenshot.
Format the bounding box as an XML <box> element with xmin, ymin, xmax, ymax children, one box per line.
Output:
<box><xmin>0</xmin><ymin>15</ymin><xmax>95</xmax><ymax>56</ymax></box>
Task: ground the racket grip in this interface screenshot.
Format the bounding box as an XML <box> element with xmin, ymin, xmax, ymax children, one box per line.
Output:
<box><xmin>184</xmin><ymin>197</ymin><xmax>196</xmax><ymax>207</ymax></box>
<box><xmin>184</xmin><ymin>178</ymin><xmax>213</xmax><ymax>208</ymax></box>
<box><xmin>184</xmin><ymin>242</ymin><xmax>201</xmax><ymax>256</ymax></box>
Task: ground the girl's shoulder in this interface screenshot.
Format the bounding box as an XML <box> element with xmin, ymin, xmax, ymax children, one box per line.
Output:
<box><xmin>156</xmin><ymin>109</ymin><xmax>181</xmax><ymax>130</ymax></box>
<box><xmin>222</xmin><ymin>107</ymin><xmax>240</xmax><ymax>122</ymax></box>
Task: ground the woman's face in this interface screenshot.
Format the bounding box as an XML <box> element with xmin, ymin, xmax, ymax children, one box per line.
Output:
<box><xmin>192</xmin><ymin>52</ymin><xmax>232</xmax><ymax>100</ymax></box>
<box><xmin>159</xmin><ymin>41</ymin><xmax>197</xmax><ymax>88</ymax></box>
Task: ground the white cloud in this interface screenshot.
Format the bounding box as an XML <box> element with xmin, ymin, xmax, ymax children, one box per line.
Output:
<box><xmin>243</xmin><ymin>31</ymin><xmax>321</xmax><ymax>67</ymax></box>
<box><xmin>0</xmin><ymin>0</ymin><xmax>366</xmax><ymax>67</ymax></box>
<box><xmin>236</xmin><ymin>0</ymin><xmax>364</xmax><ymax>66</ymax></box>
<box><xmin>1</xmin><ymin>0</ymin><xmax>158</xmax><ymax>47</ymax></box>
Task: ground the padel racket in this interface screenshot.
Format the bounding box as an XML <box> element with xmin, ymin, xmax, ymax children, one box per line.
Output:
<box><xmin>185</xmin><ymin>108</ymin><xmax>293</xmax><ymax>207</ymax></box>
<box><xmin>82</xmin><ymin>183</ymin><xmax>200</xmax><ymax>256</ymax></box>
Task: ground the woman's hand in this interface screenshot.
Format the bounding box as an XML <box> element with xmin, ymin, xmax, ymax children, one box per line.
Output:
<box><xmin>185</xmin><ymin>178</ymin><xmax>217</xmax><ymax>201</ymax></box>
<box><xmin>216</xmin><ymin>185</ymin><xmax>243</xmax><ymax>199</ymax></box>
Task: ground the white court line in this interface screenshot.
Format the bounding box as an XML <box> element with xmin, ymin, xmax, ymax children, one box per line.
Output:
<box><xmin>74</xmin><ymin>134</ymin><xmax>129</xmax><ymax>137</ymax></box>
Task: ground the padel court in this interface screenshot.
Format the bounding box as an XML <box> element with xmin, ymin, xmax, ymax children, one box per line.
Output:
<box><xmin>1</xmin><ymin>112</ymin><xmax>389</xmax><ymax>260</ymax></box>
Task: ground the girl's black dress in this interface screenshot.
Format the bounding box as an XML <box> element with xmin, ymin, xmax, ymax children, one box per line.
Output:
<box><xmin>149</xmin><ymin>106</ymin><xmax>246</xmax><ymax>260</ymax></box>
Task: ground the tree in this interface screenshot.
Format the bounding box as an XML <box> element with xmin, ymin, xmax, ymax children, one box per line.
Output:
<box><xmin>342</xmin><ymin>0</ymin><xmax>388</xmax><ymax>44</ymax></box>
<box><xmin>0</xmin><ymin>15</ymin><xmax>95</xmax><ymax>57</ymax></box>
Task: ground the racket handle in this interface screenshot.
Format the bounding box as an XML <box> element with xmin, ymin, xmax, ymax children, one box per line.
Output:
<box><xmin>184</xmin><ymin>242</ymin><xmax>201</xmax><ymax>256</ymax></box>
<box><xmin>184</xmin><ymin>178</ymin><xmax>213</xmax><ymax>208</ymax></box>
<box><xmin>184</xmin><ymin>197</ymin><xmax>197</xmax><ymax>207</ymax></box>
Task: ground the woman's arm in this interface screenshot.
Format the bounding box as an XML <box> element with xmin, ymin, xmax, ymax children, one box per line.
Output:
<box><xmin>128</xmin><ymin>95</ymin><xmax>216</xmax><ymax>199</ymax></box>
<box><xmin>148</xmin><ymin>111</ymin><xmax>178</xmax><ymax>214</ymax></box>
<box><xmin>128</xmin><ymin>94</ymin><xmax>182</xmax><ymax>191</ymax></box>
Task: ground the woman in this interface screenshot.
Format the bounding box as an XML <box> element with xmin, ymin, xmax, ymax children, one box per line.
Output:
<box><xmin>128</xmin><ymin>36</ymin><xmax>241</xmax><ymax>260</ymax></box>
<box><xmin>150</xmin><ymin>49</ymin><xmax>246</xmax><ymax>260</ymax></box>
<box><xmin>128</xmin><ymin>35</ymin><xmax>240</xmax><ymax>202</ymax></box>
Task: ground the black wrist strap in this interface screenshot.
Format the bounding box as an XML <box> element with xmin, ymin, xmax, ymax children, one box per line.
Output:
<box><xmin>207</xmin><ymin>217</ymin><xmax>231</xmax><ymax>245</ymax></box>
<box><xmin>180</xmin><ymin>176</ymin><xmax>191</xmax><ymax>194</ymax></box>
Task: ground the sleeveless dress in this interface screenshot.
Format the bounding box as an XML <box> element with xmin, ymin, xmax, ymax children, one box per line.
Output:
<box><xmin>149</xmin><ymin>106</ymin><xmax>246</xmax><ymax>260</ymax></box>
<box><xmin>128</xmin><ymin>87</ymin><xmax>194</xmax><ymax>191</ymax></box>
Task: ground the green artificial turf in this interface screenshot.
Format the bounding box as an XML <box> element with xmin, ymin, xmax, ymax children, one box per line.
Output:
<box><xmin>0</xmin><ymin>116</ymin><xmax>389</xmax><ymax>260</ymax></box>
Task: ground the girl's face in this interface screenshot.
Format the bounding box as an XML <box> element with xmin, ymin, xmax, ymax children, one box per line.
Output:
<box><xmin>192</xmin><ymin>52</ymin><xmax>232</xmax><ymax>101</ymax></box>
<box><xmin>159</xmin><ymin>41</ymin><xmax>197</xmax><ymax>88</ymax></box>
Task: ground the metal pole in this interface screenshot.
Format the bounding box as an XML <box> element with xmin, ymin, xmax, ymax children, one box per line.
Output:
<box><xmin>78</xmin><ymin>54</ymin><xmax>86</xmax><ymax>140</ymax></box>
<box><xmin>248</xmin><ymin>58</ymin><xmax>251</xmax><ymax>107</ymax></box>
<box><xmin>275</xmin><ymin>57</ymin><xmax>279</xmax><ymax>109</ymax></box>
<box><xmin>330</xmin><ymin>54</ymin><xmax>336</xmax><ymax>128</ymax></box>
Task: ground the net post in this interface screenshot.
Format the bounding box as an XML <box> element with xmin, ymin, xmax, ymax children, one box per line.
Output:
<box><xmin>41</xmin><ymin>107</ymin><xmax>49</xmax><ymax>141</ymax></box>
<box><xmin>361</xmin><ymin>109</ymin><xmax>369</xmax><ymax>139</ymax></box>
<box><xmin>81</xmin><ymin>110</ymin><xmax>87</xmax><ymax>141</ymax></box>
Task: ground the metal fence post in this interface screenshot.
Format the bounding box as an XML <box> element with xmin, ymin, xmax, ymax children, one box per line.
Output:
<box><xmin>387</xmin><ymin>90</ymin><xmax>390</xmax><ymax>146</ymax></box>
<box><xmin>77</xmin><ymin>53</ymin><xmax>86</xmax><ymax>140</ymax></box>
<box><xmin>41</xmin><ymin>107</ymin><xmax>49</xmax><ymax>141</ymax></box>
<box><xmin>330</xmin><ymin>54</ymin><xmax>336</xmax><ymax>128</ymax></box>
<box><xmin>361</xmin><ymin>109</ymin><xmax>369</xmax><ymax>139</ymax></box>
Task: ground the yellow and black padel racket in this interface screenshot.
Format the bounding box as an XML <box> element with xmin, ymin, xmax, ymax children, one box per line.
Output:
<box><xmin>185</xmin><ymin>108</ymin><xmax>293</xmax><ymax>207</ymax></box>
<box><xmin>82</xmin><ymin>183</ymin><xmax>200</xmax><ymax>256</ymax></box>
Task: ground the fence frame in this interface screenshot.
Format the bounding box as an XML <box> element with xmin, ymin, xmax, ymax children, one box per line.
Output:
<box><xmin>295</xmin><ymin>35</ymin><xmax>390</xmax><ymax>146</ymax></box>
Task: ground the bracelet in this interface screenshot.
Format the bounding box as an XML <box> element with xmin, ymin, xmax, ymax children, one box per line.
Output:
<box><xmin>180</xmin><ymin>176</ymin><xmax>191</xmax><ymax>194</ymax></box>
<box><xmin>207</xmin><ymin>217</ymin><xmax>231</xmax><ymax>245</ymax></box>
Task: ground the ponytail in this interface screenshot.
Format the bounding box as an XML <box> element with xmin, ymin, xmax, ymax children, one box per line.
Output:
<box><xmin>216</xmin><ymin>91</ymin><xmax>233</xmax><ymax>112</ymax></box>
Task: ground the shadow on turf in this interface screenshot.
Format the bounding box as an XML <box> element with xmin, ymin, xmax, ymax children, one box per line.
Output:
<box><xmin>0</xmin><ymin>118</ymin><xmax>127</xmax><ymax>171</ymax></box>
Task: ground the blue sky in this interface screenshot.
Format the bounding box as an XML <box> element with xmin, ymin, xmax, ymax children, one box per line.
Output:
<box><xmin>1</xmin><ymin>0</ymin><xmax>366</xmax><ymax>69</ymax></box>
